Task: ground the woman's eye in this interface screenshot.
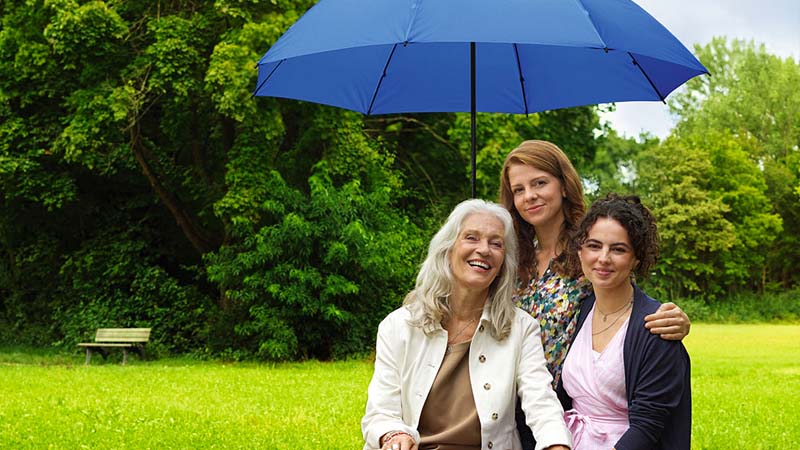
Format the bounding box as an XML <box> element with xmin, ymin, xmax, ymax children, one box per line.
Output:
<box><xmin>491</xmin><ymin>241</ymin><xmax>504</xmax><ymax>248</ymax></box>
<box><xmin>465</xmin><ymin>235</ymin><xmax>478</xmax><ymax>241</ymax></box>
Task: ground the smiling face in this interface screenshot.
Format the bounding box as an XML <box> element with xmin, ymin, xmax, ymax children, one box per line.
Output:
<box><xmin>449</xmin><ymin>212</ymin><xmax>506</xmax><ymax>297</ymax></box>
<box><xmin>578</xmin><ymin>217</ymin><xmax>639</xmax><ymax>292</ymax></box>
<box><xmin>507</xmin><ymin>163</ymin><xmax>566</xmax><ymax>230</ymax></box>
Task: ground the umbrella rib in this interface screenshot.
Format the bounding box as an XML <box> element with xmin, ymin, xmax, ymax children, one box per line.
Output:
<box><xmin>251</xmin><ymin>59</ymin><xmax>285</xmax><ymax>97</ymax></box>
<box><xmin>628</xmin><ymin>52</ymin><xmax>666</xmax><ymax>103</ymax></box>
<box><xmin>404</xmin><ymin>0</ymin><xmax>422</xmax><ymax>42</ymax></box>
<box><xmin>572</xmin><ymin>0</ymin><xmax>609</xmax><ymax>49</ymax></box>
<box><xmin>512</xmin><ymin>44</ymin><xmax>529</xmax><ymax>115</ymax></box>
<box><xmin>367</xmin><ymin>44</ymin><xmax>398</xmax><ymax>115</ymax></box>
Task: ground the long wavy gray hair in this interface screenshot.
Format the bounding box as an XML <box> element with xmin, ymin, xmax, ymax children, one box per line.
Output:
<box><xmin>404</xmin><ymin>199</ymin><xmax>519</xmax><ymax>341</ymax></box>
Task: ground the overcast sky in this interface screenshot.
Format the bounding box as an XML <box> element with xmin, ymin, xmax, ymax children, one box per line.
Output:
<box><xmin>602</xmin><ymin>0</ymin><xmax>800</xmax><ymax>139</ymax></box>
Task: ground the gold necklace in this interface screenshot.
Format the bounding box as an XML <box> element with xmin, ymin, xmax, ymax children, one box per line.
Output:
<box><xmin>596</xmin><ymin>297</ymin><xmax>634</xmax><ymax>322</ymax></box>
<box><xmin>592</xmin><ymin>300</ymin><xmax>633</xmax><ymax>336</ymax></box>
<box><xmin>446</xmin><ymin>317</ymin><xmax>478</xmax><ymax>353</ymax></box>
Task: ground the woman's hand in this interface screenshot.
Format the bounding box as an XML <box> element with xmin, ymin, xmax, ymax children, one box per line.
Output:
<box><xmin>644</xmin><ymin>302</ymin><xmax>690</xmax><ymax>340</ymax></box>
<box><xmin>381</xmin><ymin>431</ymin><xmax>418</xmax><ymax>450</ymax></box>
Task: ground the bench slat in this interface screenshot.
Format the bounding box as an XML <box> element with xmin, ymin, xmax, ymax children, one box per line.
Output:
<box><xmin>94</xmin><ymin>328</ymin><xmax>151</xmax><ymax>342</ymax></box>
<box><xmin>78</xmin><ymin>343</ymin><xmax>135</xmax><ymax>348</ymax></box>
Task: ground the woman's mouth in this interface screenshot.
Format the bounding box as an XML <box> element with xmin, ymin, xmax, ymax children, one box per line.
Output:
<box><xmin>468</xmin><ymin>260</ymin><xmax>491</xmax><ymax>271</ymax></box>
<box><xmin>594</xmin><ymin>268</ymin><xmax>613</xmax><ymax>277</ymax></box>
<box><xmin>526</xmin><ymin>205</ymin><xmax>543</xmax><ymax>214</ymax></box>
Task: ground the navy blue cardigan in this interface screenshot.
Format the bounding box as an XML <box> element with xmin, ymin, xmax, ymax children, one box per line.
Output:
<box><xmin>555</xmin><ymin>285</ymin><xmax>692</xmax><ymax>450</ymax></box>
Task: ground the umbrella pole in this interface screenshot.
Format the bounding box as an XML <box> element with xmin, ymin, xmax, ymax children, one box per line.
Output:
<box><xmin>470</xmin><ymin>42</ymin><xmax>477</xmax><ymax>199</ymax></box>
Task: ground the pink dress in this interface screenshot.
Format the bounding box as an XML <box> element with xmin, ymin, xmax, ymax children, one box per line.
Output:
<box><xmin>561</xmin><ymin>306</ymin><xmax>629</xmax><ymax>449</ymax></box>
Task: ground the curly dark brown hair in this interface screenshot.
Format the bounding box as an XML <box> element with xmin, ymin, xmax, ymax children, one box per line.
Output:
<box><xmin>565</xmin><ymin>193</ymin><xmax>659</xmax><ymax>280</ymax></box>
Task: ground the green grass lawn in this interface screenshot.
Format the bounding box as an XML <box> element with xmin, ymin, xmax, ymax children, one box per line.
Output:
<box><xmin>1</xmin><ymin>324</ymin><xmax>797</xmax><ymax>449</ymax></box>
<box><xmin>683</xmin><ymin>324</ymin><xmax>800</xmax><ymax>449</ymax></box>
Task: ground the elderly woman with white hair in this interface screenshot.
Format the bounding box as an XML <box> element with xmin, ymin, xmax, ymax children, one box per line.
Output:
<box><xmin>362</xmin><ymin>199</ymin><xmax>572</xmax><ymax>450</ymax></box>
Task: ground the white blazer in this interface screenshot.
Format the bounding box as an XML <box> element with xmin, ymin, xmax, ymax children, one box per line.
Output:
<box><xmin>362</xmin><ymin>303</ymin><xmax>572</xmax><ymax>450</ymax></box>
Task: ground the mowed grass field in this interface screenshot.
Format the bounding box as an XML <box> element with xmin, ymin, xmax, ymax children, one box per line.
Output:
<box><xmin>684</xmin><ymin>324</ymin><xmax>800</xmax><ymax>449</ymax></box>
<box><xmin>1</xmin><ymin>324</ymin><xmax>797</xmax><ymax>449</ymax></box>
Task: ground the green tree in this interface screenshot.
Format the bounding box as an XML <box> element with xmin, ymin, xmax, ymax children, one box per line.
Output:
<box><xmin>0</xmin><ymin>0</ymin><xmax>614</xmax><ymax>358</ymax></box>
<box><xmin>583</xmin><ymin>127</ymin><xmax>657</xmax><ymax>200</ymax></box>
<box><xmin>205</xmin><ymin>110</ymin><xmax>423</xmax><ymax>360</ymax></box>
<box><xmin>0</xmin><ymin>0</ymin><xmax>325</xmax><ymax>352</ymax></box>
<box><xmin>636</xmin><ymin>131</ymin><xmax>781</xmax><ymax>299</ymax></box>
<box><xmin>669</xmin><ymin>38</ymin><xmax>800</xmax><ymax>288</ymax></box>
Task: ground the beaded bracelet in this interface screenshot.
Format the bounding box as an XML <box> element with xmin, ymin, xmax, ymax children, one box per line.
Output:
<box><xmin>381</xmin><ymin>431</ymin><xmax>411</xmax><ymax>448</ymax></box>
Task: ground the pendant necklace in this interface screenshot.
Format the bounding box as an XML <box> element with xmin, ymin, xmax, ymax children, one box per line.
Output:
<box><xmin>446</xmin><ymin>317</ymin><xmax>477</xmax><ymax>354</ymax></box>
<box><xmin>593</xmin><ymin>292</ymin><xmax>634</xmax><ymax>336</ymax></box>
<box><xmin>596</xmin><ymin>296</ymin><xmax>633</xmax><ymax>322</ymax></box>
<box><xmin>592</xmin><ymin>301</ymin><xmax>632</xmax><ymax>335</ymax></box>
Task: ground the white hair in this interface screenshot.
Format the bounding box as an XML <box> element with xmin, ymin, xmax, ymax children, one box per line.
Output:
<box><xmin>404</xmin><ymin>199</ymin><xmax>519</xmax><ymax>341</ymax></box>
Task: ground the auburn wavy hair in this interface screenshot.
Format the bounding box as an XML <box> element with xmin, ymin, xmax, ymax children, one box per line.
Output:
<box><xmin>499</xmin><ymin>140</ymin><xmax>585</xmax><ymax>285</ymax></box>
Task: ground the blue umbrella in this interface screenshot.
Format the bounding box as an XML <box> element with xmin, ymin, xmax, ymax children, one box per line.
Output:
<box><xmin>254</xmin><ymin>0</ymin><xmax>708</xmax><ymax>197</ymax></box>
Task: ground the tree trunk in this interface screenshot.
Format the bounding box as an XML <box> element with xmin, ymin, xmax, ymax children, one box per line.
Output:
<box><xmin>129</xmin><ymin>125</ymin><xmax>220</xmax><ymax>256</ymax></box>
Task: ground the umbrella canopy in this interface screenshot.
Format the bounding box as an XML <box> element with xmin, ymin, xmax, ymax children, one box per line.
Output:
<box><xmin>254</xmin><ymin>0</ymin><xmax>708</xmax><ymax>195</ymax></box>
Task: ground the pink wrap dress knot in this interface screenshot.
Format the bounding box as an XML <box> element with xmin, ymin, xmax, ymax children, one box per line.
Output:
<box><xmin>562</xmin><ymin>306</ymin><xmax>630</xmax><ymax>450</ymax></box>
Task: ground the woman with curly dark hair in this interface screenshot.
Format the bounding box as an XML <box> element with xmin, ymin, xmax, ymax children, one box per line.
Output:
<box><xmin>557</xmin><ymin>194</ymin><xmax>691</xmax><ymax>449</ymax></box>
<box><xmin>499</xmin><ymin>141</ymin><xmax>690</xmax><ymax>388</ymax></box>
<box><xmin>500</xmin><ymin>141</ymin><xmax>691</xmax><ymax>449</ymax></box>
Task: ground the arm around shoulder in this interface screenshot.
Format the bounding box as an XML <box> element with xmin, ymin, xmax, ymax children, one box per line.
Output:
<box><xmin>644</xmin><ymin>302</ymin><xmax>691</xmax><ymax>340</ymax></box>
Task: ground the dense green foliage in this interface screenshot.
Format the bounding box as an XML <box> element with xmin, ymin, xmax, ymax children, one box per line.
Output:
<box><xmin>636</xmin><ymin>131</ymin><xmax>782</xmax><ymax>299</ymax></box>
<box><xmin>2</xmin><ymin>324</ymin><xmax>799</xmax><ymax>448</ymax></box>
<box><xmin>679</xmin><ymin>289</ymin><xmax>800</xmax><ymax>324</ymax></box>
<box><xmin>0</xmin><ymin>0</ymin><xmax>797</xmax><ymax>359</ymax></box>
<box><xmin>634</xmin><ymin>39</ymin><xmax>800</xmax><ymax>300</ymax></box>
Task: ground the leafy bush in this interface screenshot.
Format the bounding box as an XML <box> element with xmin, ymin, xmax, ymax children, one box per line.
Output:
<box><xmin>675</xmin><ymin>289</ymin><xmax>800</xmax><ymax>323</ymax></box>
<box><xmin>205</xmin><ymin>108</ymin><xmax>426</xmax><ymax>361</ymax></box>
<box><xmin>56</xmin><ymin>228</ymin><xmax>214</xmax><ymax>355</ymax></box>
<box><xmin>206</xmin><ymin>169</ymin><xmax>423</xmax><ymax>361</ymax></box>
<box><xmin>0</xmin><ymin>230</ymin><xmax>65</xmax><ymax>346</ymax></box>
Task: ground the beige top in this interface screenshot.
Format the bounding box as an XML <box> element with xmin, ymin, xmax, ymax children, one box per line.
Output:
<box><xmin>418</xmin><ymin>341</ymin><xmax>481</xmax><ymax>450</ymax></box>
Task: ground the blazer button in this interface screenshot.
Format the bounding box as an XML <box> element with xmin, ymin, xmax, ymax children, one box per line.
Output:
<box><xmin>478</xmin><ymin>325</ymin><xmax>485</xmax><ymax>332</ymax></box>
<box><xmin>491</xmin><ymin>412</ymin><xmax>498</xmax><ymax>420</ymax></box>
<box><xmin>479</xmin><ymin>354</ymin><xmax>486</xmax><ymax>363</ymax></box>
<box><xmin>483</xmin><ymin>383</ymin><xmax>491</xmax><ymax>390</ymax></box>
<box><xmin>487</xmin><ymin>442</ymin><xmax>493</xmax><ymax>449</ymax></box>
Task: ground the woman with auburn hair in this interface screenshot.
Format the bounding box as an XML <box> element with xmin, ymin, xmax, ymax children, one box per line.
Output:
<box><xmin>498</xmin><ymin>140</ymin><xmax>690</xmax><ymax>449</ymax></box>
<box><xmin>362</xmin><ymin>199</ymin><xmax>572</xmax><ymax>450</ymax></box>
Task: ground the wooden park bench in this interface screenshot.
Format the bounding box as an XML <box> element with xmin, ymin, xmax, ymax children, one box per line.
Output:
<box><xmin>78</xmin><ymin>328</ymin><xmax>151</xmax><ymax>365</ymax></box>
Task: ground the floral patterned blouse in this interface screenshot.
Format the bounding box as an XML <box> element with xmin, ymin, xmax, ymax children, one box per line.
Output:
<box><xmin>514</xmin><ymin>258</ymin><xmax>592</xmax><ymax>388</ymax></box>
